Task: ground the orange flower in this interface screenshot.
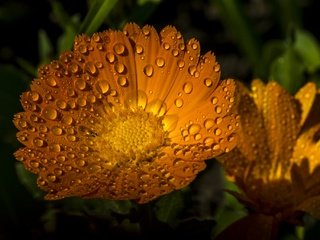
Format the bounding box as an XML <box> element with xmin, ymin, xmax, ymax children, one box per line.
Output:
<box><xmin>218</xmin><ymin>80</ymin><xmax>320</xmax><ymax>222</ymax></box>
<box><xmin>13</xmin><ymin>23</ymin><xmax>238</xmax><ymax>203</ymax></box>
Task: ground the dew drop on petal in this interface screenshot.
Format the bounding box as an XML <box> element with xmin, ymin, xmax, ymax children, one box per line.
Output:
<box><xmin>106</xmin><ymin>52</ymin><xmax>116</xmax><ymax>63</ymax></box>
<box><xmin>183</xmin><ymin>82</ymin><xmax>193</xmax><ymax>94</ymax></box>
<box><xmin>113</xmin><ymin>43</ymin><xmax>125</xmax><ymax>55</ymax></box>
<box><xmin>70</xmin><ymin>63</ymin><xmax>79</xmax><ymax>73</ymax></box>
<box><xmin>215</xmin><ymin>117</ymin><xmax>222</xmax><ymax>124</ymax></box>
<box><xmin>30</xmin><ymin>160</ymin><xmax>39</xmax><ymax>168</ymax></box>
<box><xmin>177</xmin><ymin>60</ymin><xmax>185</xmax><ymax>68</ymax></box>
<box><xmin>96</xmin><ymin>80</ymin><xmax>110</xmax><ymax>94</ymax></box>
<box><xmin>75</xmin><ymin>79</ymin><xmax>86</xmax><ymax>90</ymax></box>
<box><xmin>155</xmin><ymin>57</ymin><xmax>165</xmax><ymax>68</ymax></box>
<box><xmin>188</xmin><ymin>65</ymin><xmax>197</xmax><ymax>76</ymax></box>
<box><xmin>174</xmin><ymin>98</ymin><xmax>184</xmax><ymax>108</ymax></box>
<box><xmin>85</xmin><ymin>62</ymin><xmax>97</xmax><ymax>75</ymax></box>
<box><xmin>52</xmin><ymin>126</ymin><xmax>63</xmax><ymax>136</ymax></box>
<box><xmin>33</xmin><ymin>138</ymin><xmax>44</xmax><ymax>147</ymax></box>
<box><xmin>46</xmin><ymin>76</ymin><xmax>57</xmax><ymax>87</ymax></box>
<box><xmin>117</xmin><ymin>76</ymin><xmax>128</xmax><ymax>87</ymax></box>
<box><xmin>115</xmin><ymin>62</ymin><xmax>125</xmax><ymax>74</ymax></box>
<box><xmin>43</xmin><ymin>107</ymin><xmax>58</xmax><ymax>120</ymax></box>
<box><xmin>211</xmin><ymin>97</ymin><xmax>218</xmax><ymax>105</ymax></box>
<box><xmin>204</xmin><ymin>78</ymin><xmax>213</xmax><ymax>87</ymax></box>
<box><xmin>135</xmin><ymin>44</ymin><xmax>144</xmax><ymax>54</ymax></box>
<box><xmin>204</xmin><ymin>137</ymin><xmax>214</xmax><ymax>146</ymax></box>
<box><xmin>214</xmin><ymin>128</ymin><xmax>222</xmax><ymax>136</ymax></box>
<box><xmin>29</xmin><ymin>91</ymin><xmax>40</xmax><ymax>102</ymax></box>
<box><xmin>47</xmin><ymin>174</ymin><xmax>57</xmax><ymax>182</ymax></box>
<box><xmin>143</xmin><ymin>65</ymin><xmax>154</xmax><ymax>77</ymax></box>
<box><xmin>204</xmin><ymin>119</ymin><xmax>215</xmax><ymax>129</ymax></box>
<box><xmin>215</xmin><ymin>106</ymin><xmax>222</xmax><ymax>114</ymax></box>
<box><xmin>188</xmin><ymin>124</ymin><xmax>201</xmax><ymax>135</ymax></box>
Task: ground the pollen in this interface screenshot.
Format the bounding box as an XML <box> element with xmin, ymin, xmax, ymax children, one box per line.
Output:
<box><xmin>97</xmin><ymin>109</ymin><xmax>167</xmax><ymax>163</ymax></box>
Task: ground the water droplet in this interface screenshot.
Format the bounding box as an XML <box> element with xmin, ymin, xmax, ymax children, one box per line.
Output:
<box><xmin>30</xmin><ymin>160</ymin><xmax>39</xmax><ymax>168</ymax></box>
<box><xmin>50</xmin><ymin>143</ymin><xmax>61</xmax><ymax>152</ymax></box>
<box><xmin>69</xmin><ymin>63</ymin><xmax>79</xmax><ymax>73</ymax></box>
<box><xmin>172</xmin><ymin>49</ymin><xmax>179</xmax><ymax>56</ymax></box>
<box><xmin>183</xmin><ymin>82</ymin><xmax>193</xmax><ymax>94</ymax></box>
<box><xmin>135</xmin><ymin>44</ymin><xmax>144</xmax><ymax>54</ymax></box>
<box><xmin>62</xmin><ymin>115</ymin><xmax>73</xmax><ymax>125</ymax></box>
<box><xmin>18</xmin><ymin>120</ymin><xmax>27</xmax><ymax>128</ymax></box>
<box><xmin>215</xmin><ymin>117</ymin><xmax>222</xmax><ymax>124</ymax></box>
<box><xmin>229</xmin><ymin>97</ymin><xmax>235</xmax><ymax>103</ymax></box>
<box><xmin>192</xmin><ymin>43</ymin><xmax>198</xmax><ymax>50</ymax></box>
<box><xmin>45</xmin><ymin>76</ymin><xmax>57</xmax><ymax>87</ymax></box>
<box><xmin>85</xmin><ymin>62</ymin><xmax>97</xmax><ymax>75</ymax></box>
<box><xmin>214</xmin><ymin>128</ymin><xmax>222</xmax><ymax>136</ymax></box>
<box><xmin>189</xmin><ymin>124</ymin><xmax>201</xmax><ymax>135</ymax></box>
<box><xmin>75</xmin><ymin>79</ymin><xmax>86</xmax><ymax>90</ymax></box>
<box><xmin>155</xmin><ymin>57</ymin><xmax>165</xmax><ymax>68</ymax></box>
<box><xmin>39</xmin><ymin>125</ymin><xmax>48</xmax><ymax>133</ymax></box>
<box><xmin>117</xmin><ymin>76</ymin><xmax>128</xmax><ymax>87</ymax></box>
<box><xmin>211</xmin><ymin>97</ymin><xmax>218</xmax><ymax>105</ymax></box>
<box><xmin>52</xmin><ymin>126</ymin><xmax>63</xmax><ymax>135</ymax></box>
<box><xmin>33</xmin><ymin>138</ymin><xmax>44</xmax><ymax>147</ymax></box>
<box><xmin>143</xmin><ymin>65</ymin><xmax>154</xmax><ymax>77</ymax></box>
<box><xmin>115</xmin><ymin>62</ymin><xmax>125</xmax><ymax>74</ymax></box>
<box><xmin>96</xmin><ymin>80</ymin><xmax>110</xmax><ymax>94</ymax></box>
<box><xmin>95</xmin><ymin>61</ymin><xmax>103</xmax><ymax>69</ymax></box>
<box><xmin>76</xmin><ymin>159</ymin><xmax>86</xmax><ymax>167</ymax></box>
<box><xmin>113</xmin><ymin>43</ymin><xmax>126</xmax><ymax>55</ymax></box>
<box><xmin>194</xmin><ymin>133</ymin><xmax>201</xmax><ymax>140</ymax></box>
<box><xmin>92</xmin><ymin>34</ymin><xmax>101</xmax><ymax>42</ymax></box>
<box><xmin>188</xmin><ymin>65</ymin><xmax>197</xmax><ymax>76</ymax></box>
<box><xmin>29</xmin><ymin>91</ymin><xmax>40</xmax><ymax>102</ymax></box>
<box><xmin>204</xmin><ymin>119</ymin><xmax>215</xmax><ymax>129</ymax></box>
<box><xmin>43</xmin><ymin>107</ymin><xmax>58</xmax><ymax>120</ymax></box>
<box><xmin>67</xmin><ymin>135</ymin><xmax>77</xmax><ymax>142</ymax></box>
<box><xmin>54</xmin><ymin>168</ymin><xmax>63</xmax><ymax>176</ymax></box>
<box><xmin>142</xmin><ymin>28</ymin><xmax>150</xmax><ymax>36</ymax></box>
<box><xmin>47</xmin><ymin>174</ymin><xmax>57</xmax><ymax>182</ymax></box>
<box><xmin>79</xmin><ymin>45</ymin><xmax>88</xmax><ymax>54</ymax></box>
<box><xmin>228</xmin><ymin>134</ymin><xmax>235</xmax><ymax>142</ymax></box>
<box><xmin>215</xmin><ymin>106</ymin><xmax>222</xmax><ymax>114</ymax></box>
<box><xmin>174</xmin><ymin>98</ymin><xmax>184</xmax><ymax>108</ymax></box>
<box><xmin>163</xmin><ymin>42</ymin><xmax>170</xmax><ymax>50</ymax></box>
<box><xmin>106</xmin><ymin>52</ymin><xmax>116</xmax><ymax>63</ymax></box>
<box><xmin>77</xmin><ymin>97</ymin><xmax>87</xmax><ymax>107</ymax></box>
<box><xmin>204</xmin><ymin>78</ymin><xmax>213</xmax><ymax>87</ymax></box>
<box><xmin>177</xmin><ymin>60</ymin><xmax>185</xmax><ymax>68</ymax></box>
<box><xmin>214</xmin><ymin>64</ymin><xmax>220</xmax><ymax>72</ymax></box>
<box><xmin>212</xmin><ymin>143</ymin><xmax>220</xmax><ymax>150</ymax></box>
<box><xmin>204</xmin><ymin>137</ymin><xmax>214</xmax><ymax>146</ymax></box>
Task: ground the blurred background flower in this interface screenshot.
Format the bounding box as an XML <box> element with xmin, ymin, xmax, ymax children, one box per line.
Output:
<box><xmin>1</xmin><ymin>0</ymin><xmax>320</xmax><ymax>239</ymax></box>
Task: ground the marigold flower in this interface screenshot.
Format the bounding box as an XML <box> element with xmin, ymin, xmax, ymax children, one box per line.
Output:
<box><xmin>218</xmin><ymin>79</ymin><xmax>320</xmax><ymax>222</ymax></box>
<box><xmin>13</xmin><ymin>23</ymin><xmax>238</xmax><ymax>203</ymax></box>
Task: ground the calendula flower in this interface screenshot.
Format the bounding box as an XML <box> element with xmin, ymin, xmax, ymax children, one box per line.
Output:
<box><xmin>13</xmin><ymin>23</ymin><xmax>238</xmax><ymax>203</ymax></box>
<box><xmin>218</xmin><ymin>79</ymin><xmax>320</xmax><ymax>223</ymax></box>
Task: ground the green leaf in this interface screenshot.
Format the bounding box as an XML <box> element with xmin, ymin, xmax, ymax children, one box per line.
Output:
<box><xmin>62</xmin><ymin>198</ymin><xmax>134</xmax><ymax>217</ymax></box>
<box><xmin>154</xmin><ymin>190</ymin><xmax>184</xmax><ymax>226</ymax></box>
<box><xmin>15</xmin><ymin>163</ymin><xmax>44</xmax><ymax>199</ymax></box>
<box><xmin>294</xmin><ymin>29</ymin><xmax>320</xmax><ymax>73</ymax></box>
<box><xmin>269</xmin><ymin>47</ymin><xmax>304</xmax><ymax>93</ymax></box>
<box><xmin>79</xmin><ymin>0</ymin><xmax>118</xmax><ymax>35</ymax></box>
<box><xmin>38</xmin><ymin>29</ymin><xmax>53</xmax><ymax>64</ymax></box>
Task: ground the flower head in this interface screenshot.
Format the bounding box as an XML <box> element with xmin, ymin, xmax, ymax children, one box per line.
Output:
<box><xmin>13</xmin><ymin>23</ymin><xmax>238</xmax><ymax>203</ymax></box>
<box><xmin>218</xmin><ymin>79</ymin><xmax>320</xmax><ymax>222</ymax></box>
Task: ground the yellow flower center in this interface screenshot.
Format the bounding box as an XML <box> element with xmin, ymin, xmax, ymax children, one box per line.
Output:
<box><xmin>97</xmin><ymin>109</ymin><xmax>168</xmax><ymax>164</ymax></box>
